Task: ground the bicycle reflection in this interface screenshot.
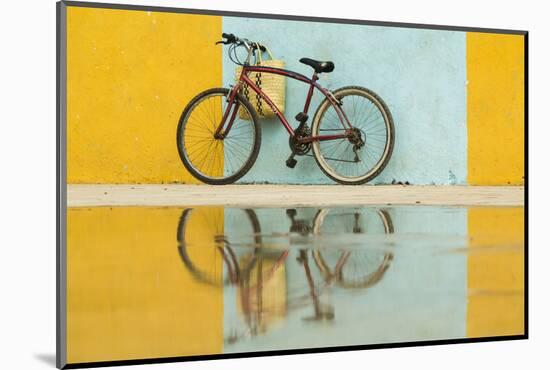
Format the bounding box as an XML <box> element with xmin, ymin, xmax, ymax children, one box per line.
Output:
<box><xmin>177</xmin><ymin>208</ymin><xmax>394</xmax><ymax>344</ymax></box>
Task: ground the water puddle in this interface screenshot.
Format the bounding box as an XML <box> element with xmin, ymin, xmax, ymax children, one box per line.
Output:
<box><xmin>66</xmin><ymin>206</ymin><xmax>524</xmax><ymax>363</ymax></box>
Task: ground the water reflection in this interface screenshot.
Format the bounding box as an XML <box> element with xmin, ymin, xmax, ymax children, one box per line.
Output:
<box><xmin>66</xmin><ymin>206</ymin><xmax>524</xmax><ymax>363</ymax></box>
<box><xmin>177</xmin><ymin>208</ymin><xmax>395</xmax><ymax>344</ymax></box>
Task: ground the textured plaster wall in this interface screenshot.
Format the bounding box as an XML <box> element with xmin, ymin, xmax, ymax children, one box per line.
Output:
<box><xmin>65</xmin><ymin>6</ymin><xmax>524</xmax><ymax>185</ymax></box>
<box><xmin>67</xmin><ymin>7</ymin><xmax>221</xmax><ymax>183</ymax></box>
<box><xmin>467</xmin><ymin>33</ymin><xmax>525</xmax><ymax>185</ymax></box>
<box><xmin>223</xmin><ymin>17</ymin><xmax>468</xmax><ymax>184</ymax></box>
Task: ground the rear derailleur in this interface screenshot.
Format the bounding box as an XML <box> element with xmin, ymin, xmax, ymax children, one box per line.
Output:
<box><xmin>349</xmin><ymin>127</ymin><xmax>366</xmax><ymax>163</ymax></box>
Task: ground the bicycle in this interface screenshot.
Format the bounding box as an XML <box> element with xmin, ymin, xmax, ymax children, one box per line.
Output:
<box><xmin>177</xmin><ymin>33</ymin><xmax>395</xmax><ymax>185</ymax></box>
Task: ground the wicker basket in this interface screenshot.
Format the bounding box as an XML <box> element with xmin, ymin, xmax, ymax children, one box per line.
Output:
<box><xmin>235</xmin><ymin>45</ymin><xmax>286</xmax><ymax>120</ymax></box>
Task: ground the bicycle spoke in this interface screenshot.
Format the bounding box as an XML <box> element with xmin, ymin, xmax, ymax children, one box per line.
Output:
<box><xmin>180</xmin><ymin>91</ymin><xmax>257</xmax><ymax>181</ymax></box>
<box><xmin>314</xmin><ymin>88</ymin><xmax>392</xmax><ymax>182</ymax></box>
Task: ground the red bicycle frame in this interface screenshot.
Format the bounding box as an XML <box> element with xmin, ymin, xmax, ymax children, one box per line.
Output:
<box><xmin>215</xmin><ymin>65</ymin><xmax>355</xmax><ymax>143</ymax></box>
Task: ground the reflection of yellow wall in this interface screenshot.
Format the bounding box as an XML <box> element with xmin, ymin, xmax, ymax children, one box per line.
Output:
<box><xmin>467</xmin><ymin>33</ymin><xmax>525</xmax><ymax>185</ymax></box>
<box><xmin>67</xmin><ymin>207</ymin><xmax>223</xmax><ymax>363</ymax></box>
<box><xmin>467</xmin><ymin>207</ymin><xmax>524</xmax><ymax>337</ymax></box>
<box><xmin>67</xmin><ymin>7</ymin><xmax>222</xmax><ymax>183</ymax></box>
<box><xmin>237</xmin><ymin>256</ymin><xmax>287</xmax><ymax>334</ymax></box>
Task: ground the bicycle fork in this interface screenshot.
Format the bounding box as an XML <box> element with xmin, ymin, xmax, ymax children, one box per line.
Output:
<box><xmin>214</xmin><ymin>86</ymin><xmax>242</xmax><ymax>139</ymax></box>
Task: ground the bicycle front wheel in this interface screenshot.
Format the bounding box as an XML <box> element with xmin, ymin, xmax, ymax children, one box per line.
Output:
<box><xmin>177</xmin><ymin>88</ymin><xmax>261</xmax><ymax>185</ymax></box>
<box><xmin>312</xmin><ymin>86</ymin><xmax>394</xmax><ymax>185</ymax></box>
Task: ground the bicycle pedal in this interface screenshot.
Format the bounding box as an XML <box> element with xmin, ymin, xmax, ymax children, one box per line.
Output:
<box><xmin>286</xmin><ymin>158</ymin><xmax>297</xmax><ymax>168</ymax></box>
<box><xmin>295</xmin><ymin>112</ymin><xmax>309</xmax><ymax>123</ymax></box>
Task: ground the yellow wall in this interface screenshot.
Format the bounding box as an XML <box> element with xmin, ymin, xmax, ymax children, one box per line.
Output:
<box><xmin>66</xmin><ymin>207</ymin><xmax>224</xmax><ymax>363</ymax></box>
<box><xmin>67</xmin><ymin>7</ymin><xmax>221</xmax><ymax>183</ymax></box>
<box><xmin>467</xmin><ymin>207</ymin><xmax>524</xmax><ymax>337</ymax></box>
<box><xmin>467</xmin><ymin>33</ymin><xmax>525</xmax><ymax>185</ymax></box>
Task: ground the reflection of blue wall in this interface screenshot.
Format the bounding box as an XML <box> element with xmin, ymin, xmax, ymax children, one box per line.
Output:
<box><xmin>223</xmin><ymin>207</ymin><xmax>467</xmax><ymax>352</ymax></box>
<box><xmin>222</xmin><ymin>17</ymin><xmax>467</xmax><ymax>184</ymax></box>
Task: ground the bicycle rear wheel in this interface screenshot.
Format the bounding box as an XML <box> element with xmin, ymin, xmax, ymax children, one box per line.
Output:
<box><xmin>177</xmin><ymin>88</ymin><xmax>261</xmax><ymax>185</ymax></box>
<box><xmin>312</xmin><ymin>86</ymin><xmax>394</xmax><ymax>185</ymax></box>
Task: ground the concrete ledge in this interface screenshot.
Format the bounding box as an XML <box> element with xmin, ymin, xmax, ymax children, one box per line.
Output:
<box><xmin>67</xmin><ymin>185</ymin><xmax>524</xmax><ymax>207</ymax></box>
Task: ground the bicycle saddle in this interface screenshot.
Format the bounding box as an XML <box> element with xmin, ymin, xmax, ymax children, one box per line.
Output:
<box><xmin>299</xmin><ymin>58</ymin><xmax>335</xmax><ymax>73</ymax></box>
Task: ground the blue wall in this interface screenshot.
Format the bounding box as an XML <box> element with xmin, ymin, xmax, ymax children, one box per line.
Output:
<box><xmin>222</xmin><ymin>17</ymin><xmax>467</xmax><ymax>185</ymax></box>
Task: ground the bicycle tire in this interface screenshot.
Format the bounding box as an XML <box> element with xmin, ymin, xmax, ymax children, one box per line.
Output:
<box><xmin>311</xmin><ymin>86</ymin><xmax>395</xmax><ymax>185</ymax></box>
<box><xmin>177</xmin><ymin>88</ymin><xmax>262</xmax><ymax>185</ymax></box>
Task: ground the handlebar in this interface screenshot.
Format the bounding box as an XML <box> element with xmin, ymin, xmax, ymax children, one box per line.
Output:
<box><xmin>216</xmin><ymin>33</ymin><xmax>267</xmax><ymax>52</ymax></box>
<box><xmin>222</xmin><ymin>33</ymin><xmax>237</xmax><ymax>44</ymax></box>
